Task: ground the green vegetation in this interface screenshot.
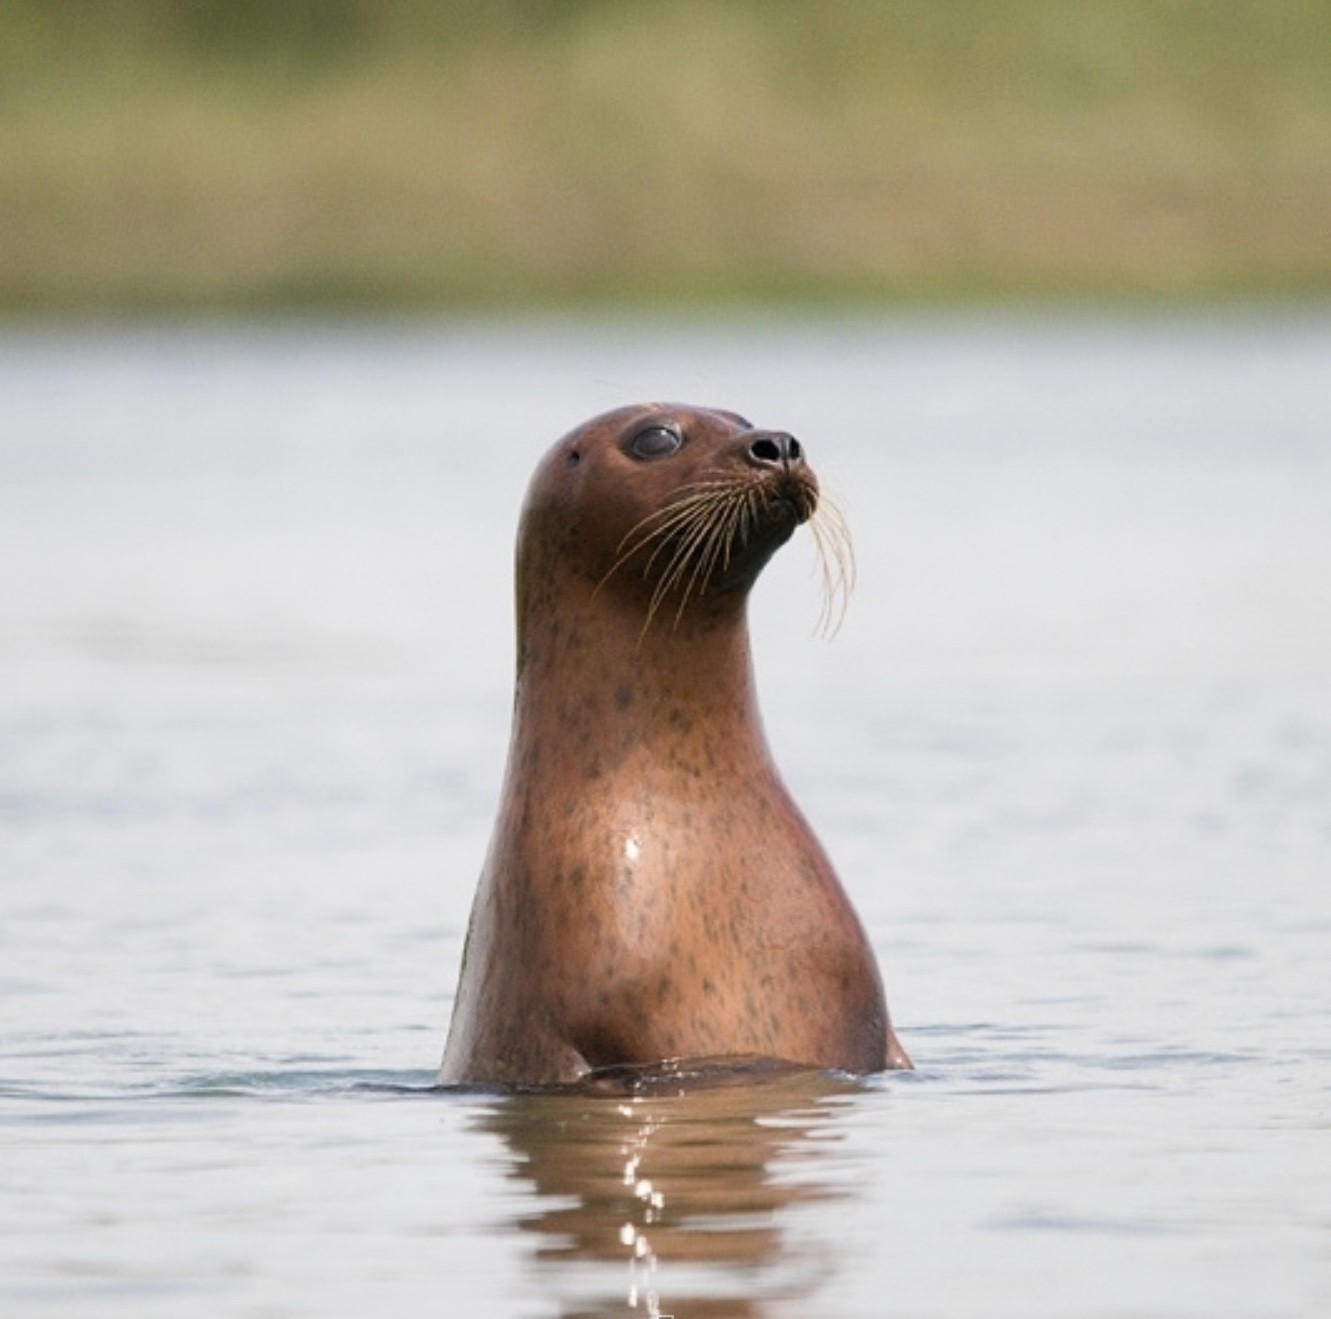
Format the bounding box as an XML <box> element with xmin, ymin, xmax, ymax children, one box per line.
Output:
<box><xmin>2</xmin><ymin>0</ymin><xmax>1329</xmax><ymax>312</ymax></box>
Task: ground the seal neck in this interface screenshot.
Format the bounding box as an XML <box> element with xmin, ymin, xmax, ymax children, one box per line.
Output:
<box><xmin>512</xmin><ymin>575</ymin><xmax>772</xmax><ymax>777</ymax></box>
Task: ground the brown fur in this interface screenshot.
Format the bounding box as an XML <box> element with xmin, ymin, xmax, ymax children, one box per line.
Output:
<box><xmin>439</xmin><ymin>404</ymin><xmax>910</xmax><ymax>1084</ymax></box>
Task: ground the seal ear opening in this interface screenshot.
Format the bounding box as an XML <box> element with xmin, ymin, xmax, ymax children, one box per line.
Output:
<box><xmin>567</xmin><ymin>449</ymin><xmax>581</xmax><ymax>467</ymax></box>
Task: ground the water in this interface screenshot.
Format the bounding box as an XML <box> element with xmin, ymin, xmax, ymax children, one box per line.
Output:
<box><xmin>1</xmin><ymin>311</ymin><xmax>1329</xmax><ymax>1317</ymax></box>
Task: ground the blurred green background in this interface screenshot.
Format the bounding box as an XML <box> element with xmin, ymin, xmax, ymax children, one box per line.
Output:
<box><xmin>3</xmin><ymin>0</ymin><xmax>1329</xmax><ymax>312</ymax></box>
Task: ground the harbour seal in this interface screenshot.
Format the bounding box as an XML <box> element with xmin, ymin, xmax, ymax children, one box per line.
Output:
<box><xmin>439</xmin><ymin>404</ymin><xmax>910</xmax><ymax>1085</ymax></box>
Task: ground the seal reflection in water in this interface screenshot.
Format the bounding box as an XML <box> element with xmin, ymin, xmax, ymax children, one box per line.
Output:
<box><xmin>440</xmin><ymin>404</ymin><xmax>910</xmax><ymax>1085</ymax></box>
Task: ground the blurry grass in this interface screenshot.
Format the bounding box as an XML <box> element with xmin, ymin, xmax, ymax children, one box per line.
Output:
<box><xmin>2</xmin><ymin>0</ymin><xmax>1330</xmax><ymax>312</ymax></box>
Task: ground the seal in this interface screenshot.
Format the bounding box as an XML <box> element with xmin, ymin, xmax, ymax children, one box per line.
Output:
<box><xmin>439</xmin><ymin>403</ymin><xmax>910</xmax><ymax>1085</ymax></box>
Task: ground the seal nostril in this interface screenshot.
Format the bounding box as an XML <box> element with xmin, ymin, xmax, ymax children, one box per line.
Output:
<box><xmin>749</xmin><ymin>432</ymin><xmax>802</xmax><ymax>466</ymax></box>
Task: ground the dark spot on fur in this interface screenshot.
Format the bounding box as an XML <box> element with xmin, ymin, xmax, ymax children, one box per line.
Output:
<box><xmin>797</xmin><ymin>857</ymin><xmax>823</xmax><ymax>888</ymax></box>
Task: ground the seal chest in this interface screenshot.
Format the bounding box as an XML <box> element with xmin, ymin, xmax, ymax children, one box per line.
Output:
<box><xmin>440</xmin><ymin>404</ymin><xmax>910</xmax><ymax>1085</ymax></box>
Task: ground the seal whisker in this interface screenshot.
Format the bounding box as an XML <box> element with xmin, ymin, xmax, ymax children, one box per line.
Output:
<box><xmin>673</xmin><ymin>486</ymin><xmax>749</xmax><ymax>624</ymax></box>
<box><xmin>640</xmin><ymin>497</ymin><xmax>729</xmax><ymax>632</ymax></box>
<box><xmin>639</xmin><ymin>488</ymin><xmax>735</xmax><ymax>584</ymax></box>
<box><xmin>723</xmin><ymin>485</ymin><xmax>758</xmax><ymax>564</ymax></box>
<box><xmin>601</xmin><ymin>465</ymin><xmax>840</xmax><ymax>639</ymax></box>
<box><xmin>614</xmin><ymin>480</ymin><xmax>745</xmax><ymax>552</ymax></box>
<box><xmin>612</xmin><ymin>478</ymin><xmax>759</xmax><ymax>635</ymax></box>
<box><xmin>597</xmin><ymin>483</ymin><xmax>738</xmax><ymax>597</ymax></box>
<box><xmin>652</xmin><ymin>492</ymin><xmax>738</xmax><ymax>626</ymax></box>
<box><xmin>741</xmin><ymin>483</ymin><xmax>767</xmax><ymax>559</ymax></box>
<box><xmin>681</xmin><ymin>486</ymin><xmax>744</xmax><ymax>589</ymax></box>
<box><xmin>806</xmin><ymin>487</ymin><xmax>856</xmax><ymax>638</ymax></box>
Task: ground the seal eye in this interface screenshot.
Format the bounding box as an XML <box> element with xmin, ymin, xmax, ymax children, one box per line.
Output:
<box><xmin>628</xmin><ymin>424</ymin><xmax>683</xmax><ymax>461</ymax></box>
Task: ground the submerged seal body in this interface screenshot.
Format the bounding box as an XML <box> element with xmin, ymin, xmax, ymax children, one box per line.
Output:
<box><xmin>440</xmin><ymin>404</ymin><xmax>909</xmax><ymax>1085</ymax></box>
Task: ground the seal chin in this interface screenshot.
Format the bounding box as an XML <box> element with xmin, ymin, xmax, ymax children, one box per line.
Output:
<box><xmin>769</xmin><ymin>483</ymin><xmax>817</xmax><ymax>528</ymax></box>
<box><xmin>757</xmin><ymin>465</ymin><xmax>819</xmax><ymax>536</ymax></box>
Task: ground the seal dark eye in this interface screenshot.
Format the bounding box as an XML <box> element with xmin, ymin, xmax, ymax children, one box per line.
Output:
<box><xmin>628</xmin><ymin>424</ymin><xmax>683</xmax><ymax>461</ymax></box>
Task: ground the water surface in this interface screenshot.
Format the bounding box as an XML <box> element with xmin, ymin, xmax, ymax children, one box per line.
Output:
<box><xmin>2</xmin><ymin>312</ymin><xmax>1329</xmax><ymax>1317</ymax></box>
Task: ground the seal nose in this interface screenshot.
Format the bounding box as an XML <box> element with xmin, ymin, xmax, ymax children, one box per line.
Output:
<box><xmin>747</xmin><ymin>431</ymin><xmax>803</xmax><ymax>469</ymax></box>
